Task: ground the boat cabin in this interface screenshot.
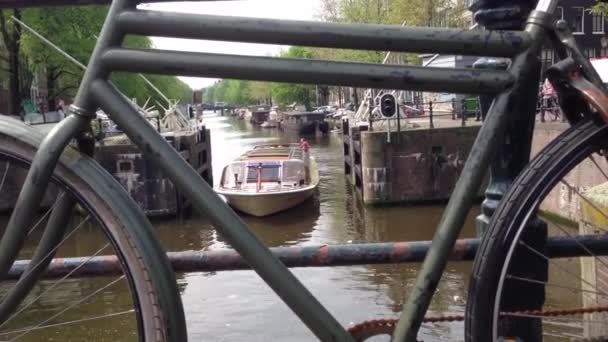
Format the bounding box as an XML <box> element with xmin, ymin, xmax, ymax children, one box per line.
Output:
<box><xmin>283</xmin><ymin>111</ymin><xmax>329</xmax><ymax>135</ymax></box>
<box><xmin>220</xmin><ymin>144</ymin><xmax>311</xmax><ymax>192</ymax></box>
<box><xmin>249</xmin><ymin>106</ymin><xmax>271</xmax><ymax>125</ymax></box>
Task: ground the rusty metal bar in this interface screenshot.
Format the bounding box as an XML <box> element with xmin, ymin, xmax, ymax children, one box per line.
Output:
<box><xmin>0</xmin><ymin>0</ymin><xmax>233</xmax><ymax>8</ymax></box>
<box><xmin>8</xmin><ymin>234</ymin><xmax>608</xmax><ymax>280</ymax></box>
<box><xmin>117</xmin><ymin>10</ymin><xmax>528</xmax><ymax>57</ymax></box>
<box><xmin>101</xmin><ymin>48</ymin><xmax>514</xmax><ymax>94</ymax></box>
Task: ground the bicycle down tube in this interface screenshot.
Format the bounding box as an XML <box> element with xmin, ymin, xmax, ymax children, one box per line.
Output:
<box><xmin>0</xmin><ymin>0</ymin><xmax>554</xmax><ymax>340</ymax></box>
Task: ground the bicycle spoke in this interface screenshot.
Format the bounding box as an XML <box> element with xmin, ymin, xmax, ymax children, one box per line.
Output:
<box><xmin>24</xmin><ymin>192</ymin><xmax>64</xmax><ymax>237</ymax></box>
<box><xmin>545</xmin><ymin>213</ymin><xmax>608</xmax><ymax>275</ymax></box>
<box><xmin>7</xmin><ymin>275</ymin><xmax>125</xmax><ymax>341</ymax></box>
<box><xmin>506</xmin><ymin>274</ymin><xmax>608</xmax><ymax>298</ymax></box>
<box><xmin>0</xmin><ymin>309</ymin><xmax>134</xmax><ymax>336</ymax></box>
<box><xmin>0</xmin><ymin>242</ymin><xmax>111</xmax><ymax>330</ymax></box>
<box><xmin>501</xmin><ymin>312</ymin><xmax>608</xmax><ymax>325</ymax></box>
<box><xmin>561</xmin><ymin>180</ymin><xmax>608</xmax><ymax>232</ymax></box>
<box><xmin>0</xmin><ymin>162</ymin><xmax>10</xmax><ymax>194</ymax></box>
<box><xmin>588</xmin><ymin>154</ymin><xmax>608</xmax><ymax>183</ymax></box>
<box><xmin>518</xmin><ymin>241</ymin><xmax>608</xmax><ymax>299</ymax></box>
<box><xmin>16</xmin><ymin>215</ymin><xmax>91</xmax><ymax>284</ymax></box>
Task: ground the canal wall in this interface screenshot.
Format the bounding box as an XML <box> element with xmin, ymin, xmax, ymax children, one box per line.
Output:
<box><xmin>343</xmin><ymin>120</ymin><xmax>607</xmax><ymax>209</ymax></box>
<box><xmin>0</xmin><ymin>122</ymin><xmax>213</xmax><ymax>218</ymax></box>
<box><xmin>530</xmin><ymin>123</ymin><xmax>608</xmax><ymax>223</ymax></box>
<box><xmin>343</xmin><ymin>118</ymin><xmax>484</xmax><ymax>204</ymax></box>
<box><xmin>96</xmin><ymin>125</ymin><xmax>213</xmax><ymax>217</ymax></box>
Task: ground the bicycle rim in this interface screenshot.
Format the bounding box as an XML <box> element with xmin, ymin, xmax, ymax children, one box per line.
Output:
<box><xmin>466</xmin><ymin>118</ymin><xmax>608</xmax><ymax>341</ymax></box>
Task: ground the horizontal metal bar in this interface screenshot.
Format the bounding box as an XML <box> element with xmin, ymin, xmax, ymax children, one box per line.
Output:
<box><xmin>118</xmin><ymin>10</ymin><xmax>528</xmax><ymax>57</ymax></box>
<box><xmin>7</xmin><ymin>234</ymin><xmax>608</xmax><ymax>280</ymax></box>
<box><xmin>101</xmin><ymin>48</ymin><xmax>514</xmax><ymax>94</ymax></box>
<box><xmin>0</xmin><ymin>0</ymin><xmax>233</xmax><ymax>8</ymax></box>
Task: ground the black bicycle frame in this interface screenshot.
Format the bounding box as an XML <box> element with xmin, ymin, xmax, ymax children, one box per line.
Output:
<box><xmin>0</xmin><ymin>0</ymin><xmax>561</xmax><ymax>340</ymax></box>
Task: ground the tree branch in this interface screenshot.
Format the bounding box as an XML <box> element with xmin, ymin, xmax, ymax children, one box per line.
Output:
<box><xmin>55</xmin><ymin>85</ymin><xmax>78</xmax><ymax>96</ymax></box>
<box><xmin>0</xmin><ymin>11</ymin><xmax>11</xmax><ymax>52</ymax></box>
<box><xmin>51</xmin><ymin>68</ymin><xmax>63</xmax><ymax>81</ymax></box>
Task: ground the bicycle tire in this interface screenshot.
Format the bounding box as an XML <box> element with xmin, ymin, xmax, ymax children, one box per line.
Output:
<box><xmin>0</xmin><ymin>116</ymin><xmax>186</xmax><ymax>341</ymax></box>
<box><xmin>466</xmin><ymin>118</ymin><xmax>608</xmax><ymax>341</ymax></box>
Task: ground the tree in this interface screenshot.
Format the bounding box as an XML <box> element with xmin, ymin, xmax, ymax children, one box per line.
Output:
<box><xmin>17</xmin><ymin>6</ymin><xmax>191</xmax><ymax>112</ymax></box>
<box><xmin>249</xmin><ymin>81</ymin><xmax>272</xmax><ymax>105</ymax></box>
<box><xmin>0</xmin><ymin>9</ymin><xmax>23</xmax><ymax>115</ymax></box>
<box><xmin>20</xmin><ymin>6</ymin><xmax>106</xmax><ymax>111</ymax></box>
<box><xmin>270</xmin><ymin>47</ymin><xmax>316</xmax><ymax>109</ymax></box>
<box><xmin>316</xmin><ymin>0</ymin><xmax>468</xmax><ymax>64</ymax></box>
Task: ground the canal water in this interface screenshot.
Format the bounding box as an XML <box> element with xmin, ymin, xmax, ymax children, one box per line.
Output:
<box><xmin>158</xmin><ymin>112</ymin><xmax>480</xmax><ymax>341</ymax></box>
<box><xmin>5</xmin><ymin>112</ymin><xmax>483</xmax><ymax>341</ymax></box>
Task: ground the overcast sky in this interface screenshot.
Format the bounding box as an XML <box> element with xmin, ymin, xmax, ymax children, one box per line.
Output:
<box><xmin>143</xmin><ymin>1</ymin><xmax>323</xmax><ymax>89</ymax></box>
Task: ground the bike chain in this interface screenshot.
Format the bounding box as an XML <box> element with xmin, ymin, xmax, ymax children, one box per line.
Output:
<box><xmin>347</xmin><ymin>305</ymin><xmax>608</xmax><ymax>341</ymax></box>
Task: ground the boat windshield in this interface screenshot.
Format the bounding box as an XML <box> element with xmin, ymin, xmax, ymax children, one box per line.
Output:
<box><xmin>246</xmin><ymin>163</ymin><xmax>280</xmax><ymax>183</ymax></box>
<box><xmin>281</xmin><ymin>161</ymin><xmax>307</xmax><ymax>186</ymax></box>
<box><xmin>221</xmin><ymin>162</ymin><xmax>246</xmax><ymax>188</ymax></box>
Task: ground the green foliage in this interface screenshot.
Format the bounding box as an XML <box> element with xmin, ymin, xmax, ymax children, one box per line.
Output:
<box><xmin>591</xmin><ymin>3</ymin><xmax>608</xmax><ymax>16</ymax></box>
<box><xmin>204</xmin><ymin>79</ymin><xmax>272</xmax><ymax>105</ymax></box>
<box><xmin>11</xmin><ymin>6</ymin><xmax>190</xmax><ymax>108</ymax></box>
<box><xmin>316</xmin><ymin>0</ymin><xmax>468</xmax><ymax>64</ymax></box>
<box><xmin>320</xmin><ymin>0</ymin><xmax>468</xmax><ymax>27</ymax></box>
<box><xmin>270</xmin><ymin>47</ymin><xmax>316</xmax><ymax>109</ymax></box>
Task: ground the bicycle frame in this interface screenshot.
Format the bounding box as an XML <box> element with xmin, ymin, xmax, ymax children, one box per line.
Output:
<box><xmin>0</xmin><ymin>0</ymin><xmax>565</xmax><ymax>340</ymax></box>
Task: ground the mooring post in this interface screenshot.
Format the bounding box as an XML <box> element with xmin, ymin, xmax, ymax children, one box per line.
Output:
<box><xmin>470</xmin><ymin>0</ymin><xmax>546</xmax><ymax>340</ymax></box>
<box><xmin>429</xmin><ymin>100</ymin><xmax>434</xmax><ymax>129</ymax></box>
<box><xmin>451</xmin><ymin>98</ymin><xmax>456</xmax><ymax>120</ymax></box>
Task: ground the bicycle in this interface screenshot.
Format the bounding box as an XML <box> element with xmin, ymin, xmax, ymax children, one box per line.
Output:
<box><xmin>537</xmin><ymin>92</ymin><xmax>565</xmax><ymax>122</ymax></box>
<box><xmin>1</xmin><ymin>0</ymin><xmax>608</xmax><ymax>341</ymax></box>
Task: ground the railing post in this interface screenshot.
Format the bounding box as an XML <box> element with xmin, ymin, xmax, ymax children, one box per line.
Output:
<box><xmin>429</xmin><ymin>100</ymin><xmax>434</xmax><ymax>129</ymax></box>
<box><xmin>451</xmin><ymin>97</ymin><xmax>456</xmax><ymax>120</ymax></box>
<box><xmin>470</xmin><ymin>0</ymin><xmax>546</xmax><ymax>340</ymax></box>
<box><xmin>460</xmin><ymin>98</ymin><xmax>466</xmax><ymax>127</ymax></box>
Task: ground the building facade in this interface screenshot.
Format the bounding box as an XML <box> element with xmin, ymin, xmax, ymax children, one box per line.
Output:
<box><xmin>541</xmin><ymin>0</ymin><xmax>608</xmax><ymax>72</ymax></box>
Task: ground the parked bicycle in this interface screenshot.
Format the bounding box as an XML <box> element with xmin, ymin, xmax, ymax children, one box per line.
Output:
<box><xmin>537</xmin><ymin>92</ymin><xmax>565</xmax><ymax>122</ymax></box>
<box><xmin>1</xmin><ymin>0</ymin><xmax>608</xmax><ymax>341</ymax></box>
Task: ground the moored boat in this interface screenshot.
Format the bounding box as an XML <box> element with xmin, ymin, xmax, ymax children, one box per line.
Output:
<box><xmin>249</xmin><ymin>106</ymin><xmax>271</xmax><ymax>125</ymax></box>
<box><xmin>216</xmin><ymin>144</ymin><xmax>318</xmax><ymax>216</ymax></box>
<box><xmin>282</xmin><ymin>111</ymin><xmax>329</xmax><ymax>135</ymax></box>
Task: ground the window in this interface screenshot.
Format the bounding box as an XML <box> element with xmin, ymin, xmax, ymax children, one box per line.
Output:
<box><xmin>221</xmin><ymin>162</ymin><xmax>245</xmax><ymax>187</ymax></box>
<box><xmin>281</xmin><ymin>161</ymin><xmax>306</xmax><ymax>186</ymax></box>
<box><xmin>586</xmin><ymin>48</ymin><xmax>596</xmax><ymax>58</ymax></box>
<box><xmin>593</xmin><ymin>13</ymin><xmax>605</xmax><ymax>33</ymax></box>
<box><xmin>572</xmin><ymin>7</ymin><xmax>585</xmax><ymax>34</ymax></box>
<box><xmin>118</xmin><ymin>161</ymin><xmax>133</xmax><ymax>172</ymax></box>
<box><xmin>247</xmin><ymin>165</ymin><xmax>280</xmax><ymax>183</ymax></box>
<box><xmin>601</xmin><ymin>47</ymin><xmax>608</xmax><ymax>57</ymax></box>
<box><xmin>555</xmin><ymin>7</ymin><xmax>564</xmax><ymax>21</ymax></box>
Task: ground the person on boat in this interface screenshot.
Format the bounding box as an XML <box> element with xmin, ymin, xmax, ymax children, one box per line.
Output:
<box><xmin>299</xmin><ymin>138</ymin><xmax>310</xmax><ymax>152</ymax></box>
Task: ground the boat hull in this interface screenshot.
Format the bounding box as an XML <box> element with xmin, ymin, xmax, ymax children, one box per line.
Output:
<box><xmin>219</xmin><ymin>187</ymin><xmax>315</xmax><ymax>217</ymax></box>
<box><xmin>284</xmin><ymin>120</ymin><xmax>329</xmax><ymax>135</ymax></box>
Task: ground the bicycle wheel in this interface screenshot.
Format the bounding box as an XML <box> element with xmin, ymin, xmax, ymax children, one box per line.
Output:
<box><xmin>466</xmin><ymin>117</ymin><xmax>608</xmax><ymax>341</ymax></box>
<box><xmin>0</xmin><ymin>117</ymin><xmax>186</xmax><ymax>341</ymax></box>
